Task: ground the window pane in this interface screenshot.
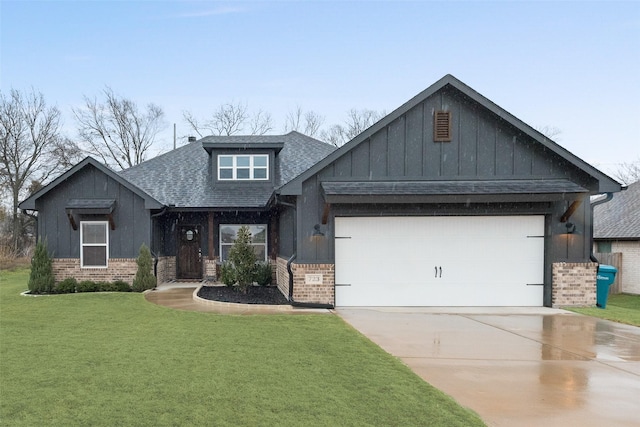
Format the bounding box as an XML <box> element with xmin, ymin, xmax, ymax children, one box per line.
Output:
<box><xmin>252</xmin><ymin>244</ymin><xmax>266</xmax><ymax>261</ymax></box>
<box><xmin>219</xmin><ymin>156</ymin><xmax>233</xmax><ymax>167</ymax></box>
<box><xmin>221</xmin><ymin>245</ymin><xmax>231</xmax><ymax>261</ymax></box>
<box><xmin>254</xmin><ymin>168</ymin><xmax>267</xmax><ymax>179</ymax></box>
<box><xmin>219</xmin><ymin>168</ymin><xmax>233</xmax><ymax>179</ymax></box>
<box><xmin>237</xmin><ymin>156</ymin><xmax>250</xmax><ymax>167</ymax></box>
<box><xmin>253</xmin><ymin>155</ymin><xmax>267</xmax><ymax>167</ymax></box>
<box><xmin>83</xmin><ymin>246</ymin><xmax>107</xmax><ymax>266</ymax></box>
<box><xmin>237</xmin><ymin>168</ymin><xmax>250</xmax><ymax>179</ymax></box>
<box><xmin>220</xmin><ymin>226</ymin><xmax>238</xmax><ymax>243</ymax></box>
<box><xmin>82</xmin><ymin>223</ymin><xmax>106</xmax><ymax>244</ymax></box>
<box><xmin>251</xmin><ymin>226</ymin><xmax>267</xmax><ymax>243</ymax></box>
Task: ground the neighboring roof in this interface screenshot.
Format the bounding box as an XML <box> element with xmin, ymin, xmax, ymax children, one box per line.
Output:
<box><xmin>279</xmin><ymin>74</ymin><xmax>622</xmax><ymax>196</ymax></box>
<box><xmin>19</xmin><ymin>157</ymin><xmax>162</xmax><ymax>211</ymax></box>
<box><xmin>119</xmin><ymin>131</ymin><xmax>335</xmax><ymax>208</ymax></box>
<box><xmin>321</xmin><ymin>179</ymin><xmax>588</xmax><ymax>203</ymax></box>
<box><xmin>594</xmin><ymin>181</ymin><xmax>640</xmax><ymax>239</ymax></box>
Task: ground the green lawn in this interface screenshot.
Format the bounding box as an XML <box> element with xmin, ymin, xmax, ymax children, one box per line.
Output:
<box><xmin>568</xmin><ymin>293</ymin><xmax>640</xmax><ymax>327</ymax></box>
<box><xmin>0</xmin><ymin>269</ymin><xmax>484</xmax><ymax>427</ymax></box>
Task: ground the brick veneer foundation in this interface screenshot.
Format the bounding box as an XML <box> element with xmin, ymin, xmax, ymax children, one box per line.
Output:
<box><xmin>552</xmin><ymin>262</ymin><xmax>597</xmax><ymax>307</ymax></box>
<box><xmin>52</xmin><ymin>258</ymin><xmax>138</xmax><ymax>284</ymax></box>
<box><xmin>156</xmin><ymin>256</ymin><xmax>176</xmax><ymax>284</ymax></box>
<box><xmin>204</xmin><ymin>258</ymin><xmax>218</xmax><ymax>281</ymax></box>
<box><xmin>276</xmin><ymin>257</ymin><xmax>334</xmax><ymax>306</ymax></box>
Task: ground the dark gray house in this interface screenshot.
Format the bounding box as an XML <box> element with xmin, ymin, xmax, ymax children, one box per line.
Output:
<box><xmin>20</xmin><ymin>75</ymin><xmax>622</xmax><ymax>307</ymax></box>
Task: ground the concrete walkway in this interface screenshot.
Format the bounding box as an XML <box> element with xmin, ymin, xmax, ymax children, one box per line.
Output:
<box><xmin>336</xmin><ymin>307</ymin><xmax>640</xmax><ymax>427</ymax></box>
<box><xmin>144</xmin><ymin>284</ymin><xmax>330</xmax><ymax>314</ymax></box>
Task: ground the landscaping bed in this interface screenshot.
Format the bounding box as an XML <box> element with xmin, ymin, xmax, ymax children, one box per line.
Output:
<box><xmin>197</xmin><ymin>285</ymin><xmax>289</xmax><ymax>305</ymax></box>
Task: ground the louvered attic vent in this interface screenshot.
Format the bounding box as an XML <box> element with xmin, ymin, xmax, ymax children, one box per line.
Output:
<box><xmin>433</xmin><ymin>111</ymin><xmax>452</xmax><ymax>142</ymax></box>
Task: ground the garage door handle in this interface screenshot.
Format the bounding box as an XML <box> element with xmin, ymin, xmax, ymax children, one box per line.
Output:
<box><xmin>435</xmin><ymin>266</ymin><xmax>442</xmax><ymax>278</ymax></box>
<box><xmin>435</xmin><ymin>266</ymin><xmax>438</xmax><ymax>278</ymax></box>
<box><xmin>439</xmin><ymin>266</ymin><xmax>442</xmax><ymax>278</ymax></box>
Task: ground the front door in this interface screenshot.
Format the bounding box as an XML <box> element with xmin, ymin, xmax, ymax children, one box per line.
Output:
<box><xmin>177</xmin><ymin>226</ymin><xmax>202</xmax><ymax>280</ymax></box>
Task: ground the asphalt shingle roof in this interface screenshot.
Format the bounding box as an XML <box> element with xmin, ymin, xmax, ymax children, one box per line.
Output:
<box><xmin>119</xmin><ymin>131</ymin><xmax>335</xmax><ymax>208</ymax></box>
<box><xmin>593</xmin><ymin>180</ymin><xmax>640</xmax><ymax>239</ymax></box>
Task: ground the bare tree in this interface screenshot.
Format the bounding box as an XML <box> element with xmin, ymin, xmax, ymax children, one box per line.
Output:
<box><xmin>536</xmin><ymin>125</ymin><xmax>562</xmax><ymax>141</ymax></box>
<box><xmin>184</xmin><ymin>101</ymin><xmax>273</xmax><ymax>137</ymax></box>
<box><xmin>73</xmin><ymin>87</ymin><xmax>165</xmax><ymax>170</ymax></box>
<box><xmin>612</xmin><ymin>158</ymin><xmax>640</xmax><ymax>185</ymax></box>
<box><xmin>283</xmin><ymin>106</ymin><xmax>325</xmax><ymax>137</ymax></box>
<box><xmin>0</xmin><ymin>89</ymin><xmax>63</xmax><ymax>254</ymax></box>
<box><xmin>320</xmin><ymin>108</ymin><xmax>384</xmax><ymax>146</ymax></box>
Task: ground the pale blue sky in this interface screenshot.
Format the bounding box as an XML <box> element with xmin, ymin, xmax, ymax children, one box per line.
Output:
<box><xmin>1</xmin><ymin>1</ymin><xmax>638</xmax><ymax>176</ymax></box>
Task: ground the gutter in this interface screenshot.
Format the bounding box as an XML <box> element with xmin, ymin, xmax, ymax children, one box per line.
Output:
<box><xmin>276</xmin><ymin>196</ymin><xmax>334</xmax><ymax>309</ymax></box>
<box><xmin>589</xmin><ymin>192</ymin><xmax>614</xmax><ymax>263</ymax></box>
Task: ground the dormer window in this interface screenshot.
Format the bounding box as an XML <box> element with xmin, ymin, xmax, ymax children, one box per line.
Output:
<box><xmin>218</xmin><ymin>154</ymin><xmax>269</xmax><ymax>181</ymax></box>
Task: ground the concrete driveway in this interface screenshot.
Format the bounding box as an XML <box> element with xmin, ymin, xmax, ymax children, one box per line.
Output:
<box><xmin>336</xmin><ymin>307</ymin><xmax>640</xmax><ymax>427</ymax></box>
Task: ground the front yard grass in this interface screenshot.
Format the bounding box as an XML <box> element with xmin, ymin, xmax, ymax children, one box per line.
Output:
<box><xmin>568</xmin><ymin>293</ymin><xmax>640</xmax><ymax>327</ymax></box>
<box><xmin>0</xmin><ymin>268</ymin><xmax>484</xmax><ymax>427</ymax></box>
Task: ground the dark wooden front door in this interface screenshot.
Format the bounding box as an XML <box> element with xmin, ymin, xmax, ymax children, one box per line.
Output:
<box><xmin>177</xmin><ymin>226</ymin><xmax>202</xmax><ymax>279</ymax></box>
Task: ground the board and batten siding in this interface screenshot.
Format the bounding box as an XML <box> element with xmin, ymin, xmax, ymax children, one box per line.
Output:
<box><xmin>35</xmin><ymin>164</ymin><xmax>151</xmax><ymax>259</ymax></box>
<box><xmin>295</xmin><ymin>87</ymin><xmax>595</xmax><ymax>265</ymax></box>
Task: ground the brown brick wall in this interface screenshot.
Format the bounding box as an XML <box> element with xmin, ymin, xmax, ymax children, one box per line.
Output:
<box><xmin>552</xmin><ymin>262</ymin><xmax>597</xmax><ymax>307</ymax></box>
<box><xmin>275</xmin><ymin>258</ymin><xmax>334</xmax><ymax>305</ymax></box>
<box><xmin>204</xmin><ymin>258</ymin><xmax>218</xmax><ymax>281</ymax></box>
<box><xmin>156</xmin><ymin>256</ymin><xmax>176</xmax><ymax>284</ymax></box>
<box><xmin>52</xmin><ymin>258</ymin><xmax>138</xmax><ymax>284</ymax></box>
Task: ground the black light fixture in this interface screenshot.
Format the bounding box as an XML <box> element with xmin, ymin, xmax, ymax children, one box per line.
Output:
<box><xmin>312</xmin><ymin>224</ymin><xmax>325</xmax><ymax>238</ymax></box>
<box><xmin>565</xmin><ymin>222</ymin><xmax>576</xmax><ymax>234</ymax></box>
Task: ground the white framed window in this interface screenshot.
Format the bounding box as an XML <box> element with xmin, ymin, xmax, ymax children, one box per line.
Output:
<box><xmin>80</xmin><ymin>221</ymin><xmax>108</xmax><ymax>268</ymax></box>
<box><xmin>218</xmin><ymin>154</ymin><xmax>268</xmax><ymax>181</ymax></box>
<box><xmin>219</xmin><ymin>224</ymin><xmax>267</xmax><ymax>261</ymax></box>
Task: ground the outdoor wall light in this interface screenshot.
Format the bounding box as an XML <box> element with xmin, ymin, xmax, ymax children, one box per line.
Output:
<box><xmin>312</xmin><ymin>224</ymin><xmax>325</xmax><ymax>238</ymax></box>
<box><xmin>565</xmin><ymin>222</ymin><xmax>576</xmax><ymax>234</ymax></box>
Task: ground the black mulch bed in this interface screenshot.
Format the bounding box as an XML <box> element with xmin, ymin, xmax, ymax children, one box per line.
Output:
<box><xmin>197</xmin><ymin>285</ymin><xmax>290</xmax><ymax>305</ymax></box>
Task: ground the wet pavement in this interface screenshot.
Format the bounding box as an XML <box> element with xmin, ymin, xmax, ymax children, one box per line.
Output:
<box><xmin>336</xmin><ymin>307</ymin><xmax>640</xmax><ymax>427</ymax></box>
<box><xmin>144</xmin><ymin>284</ymin><xmax>330</xmax><ymax>315</ymax></box>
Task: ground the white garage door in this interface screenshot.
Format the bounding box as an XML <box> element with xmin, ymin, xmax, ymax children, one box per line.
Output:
<box><xmin>335</xmin><ymin>216</ymin><xmax>544</xmax><ymax>306</ymax></box>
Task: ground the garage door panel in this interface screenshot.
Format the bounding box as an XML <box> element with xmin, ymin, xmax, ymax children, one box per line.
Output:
<box><xmin>335</xmin><ymin>216</ymin><xmax>544</xmax><ymax>307</ymax></box>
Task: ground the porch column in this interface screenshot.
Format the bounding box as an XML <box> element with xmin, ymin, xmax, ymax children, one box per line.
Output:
<box><xmin>208</xmin><ymin>211</ymin><xmax>215</xmax><ymax>259</ymax></box>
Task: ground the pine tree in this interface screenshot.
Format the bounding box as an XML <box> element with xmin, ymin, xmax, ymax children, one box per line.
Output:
<box><xmin>28</xmin><ymin>240</ymin><xmax>54</xmax><ymax>294</ymax></box>
<box><xmin>228</xmin><ymin>226</ymin><xmax>257</xmax><ymax>293</ymax></box>
<box><xmin>132</xmin><ymin>244</ymin><xmax>156</xmax><ymax>292</ymax></box>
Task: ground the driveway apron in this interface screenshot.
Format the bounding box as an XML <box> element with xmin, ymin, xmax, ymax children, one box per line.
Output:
<box><xmin>336</xmin><ymin>307</ymin><xmax>640</xmax><ymax>427</ymax></box>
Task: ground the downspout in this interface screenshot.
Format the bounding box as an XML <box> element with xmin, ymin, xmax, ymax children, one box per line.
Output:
<box><xmin>589</xmin><ymin>193</ymin><xmax>614</xmax><ymax>263</ymax></box>
<box><xmin>276</xmin><ymin>196</ymin><xmax>334</xmax><ymax>309</ymax></box>
<box><xmin>150</xmin><ymin>206</ymin><xmax>169</xmax><ymax>278</ymax></box>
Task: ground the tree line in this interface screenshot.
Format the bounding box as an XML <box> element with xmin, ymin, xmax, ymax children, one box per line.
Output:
<box><xmin>0</xmin><ymin>86</ymin><xmax>385</xmax><ymax>257</ymax></box>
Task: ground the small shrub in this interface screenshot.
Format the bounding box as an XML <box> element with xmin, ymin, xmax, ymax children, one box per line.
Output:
<box><xmin>132</xmin><ymin>244</ymin><xmax>156</xmax><ymax>292</ymax></box>
<box><xmin>56</xmin><ymin>278</ymin><xmax>77</xmax><ymax>294</ymax></box>
<box><xmin>112</xmin><ymin>280</ymin><xmax>132</xmax><ymax>292</ymax></box>
<box><xmin>28</xmin><ymin>240</ymin><xmax>55</xmax><ymax>294</ymax></box>
<box><xmin>227</xmin><ymin>226</ymin><xmax>257</xmax><ymax>293</ymax></box>
<box><xmin>254</xmin><ymin>261</ymin><xmax>273</xmax><ymax>286</ymax></box>
<box><xmin>96</xmin><ymin>281</ymin><xmax>114</xmax><ymax>292</ymax></box>
<box><xmin>219</xmin><ymin>262</ymin><xmax>236</xmax><ymax>287</ymax></box>
<box><xmin>76</xmin><ymin>280</ymin><xmax>99</xmax><ymax>293</ymax></box>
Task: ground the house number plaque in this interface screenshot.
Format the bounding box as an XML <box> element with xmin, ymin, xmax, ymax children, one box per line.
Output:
<box><xmin>305</xmin><ymin>274</ymin><xmax>323</xmax><ymax>285</ymax></box>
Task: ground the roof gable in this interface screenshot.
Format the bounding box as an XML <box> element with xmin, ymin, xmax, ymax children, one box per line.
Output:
<box><xmin>279</xmin><ymin>74</ymin><xmax>622</xmax><ymax>196</ymax></box>
<box><xmin>19</xmin><ymin>157</ymin><xmax>162</xmax><ymax>211</ymax></box>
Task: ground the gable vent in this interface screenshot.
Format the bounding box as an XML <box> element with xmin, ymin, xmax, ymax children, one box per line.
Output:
<box><xmin>433</xmin><ymin>111</ymin><xmax>452</xmax><ymax>142</ymax></box>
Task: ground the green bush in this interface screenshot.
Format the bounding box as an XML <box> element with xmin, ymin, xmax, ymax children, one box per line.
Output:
<box><xmin>76</xmin><ymin>280</ymin><xmax>99</xmax><ymax>293</ymax></box>
<box><xmin>55</xmin><ymin>278</ymin><xmax>77</xmax><ymax>294</ymax></box>
<box><xmin>132</xmin><ymin>244</ymin><xmax>156</xmax><ymax>292</ymax></box>
<box><xmin>112</xmin><ymin>280</ymin><xmax>132</xmax><ymax>292</ymax></box>
<box><xmin>254</xmin><ymin>261</ymin><xmax>273</xmax><ymax>286</ymax></box>
<box><xmin>28</xmin><ymin>240</ymin><xmax>55</xmax><ymax>294</ymax></box>
<box><xmin>219</xmin><ymin>262</ymin><xmax>236</xmax><ymax>287</ymax></box>
<box><xmin>227</xmin><ymin>226</ymin><xmax>257</xmax><ymax>293</ymax></box>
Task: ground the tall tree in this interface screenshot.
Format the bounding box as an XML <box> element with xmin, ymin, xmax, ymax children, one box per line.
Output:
<box><xmin>183</xmin><ymin>101</ymin><xmax>272</xmax><ymax>138</ymax></box>
<box><xmin>73</xmin><ymin>87</ymin><xmax>165</xmax><ymax>170</ymax></box>
<box><xmin>283</xmin><ymin>106</ymin><xmax>325</xmax><ymax>137</ymax></box>
<box><xmin>0</xmin><ymin>89</ymin><xmax>64</xmax><ymax>254</ymax></box>
<box><xmin>320</xmin><ymin>108</ymin><xmax>384</xmax><ymax>146</ymax></box>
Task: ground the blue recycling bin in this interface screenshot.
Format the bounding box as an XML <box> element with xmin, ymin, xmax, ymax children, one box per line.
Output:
<box><xmin>596</xmin><ymin>264</ymin><xmax>617</xmax><ymax>309</ymax></box>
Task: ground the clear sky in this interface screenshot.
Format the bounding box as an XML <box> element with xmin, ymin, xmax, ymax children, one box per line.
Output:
<box><xmin>1</xmin><ymin>1</ymin><xmax>638</xmax><ymax>176</ymax></box>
